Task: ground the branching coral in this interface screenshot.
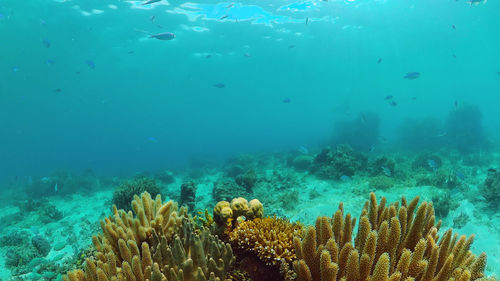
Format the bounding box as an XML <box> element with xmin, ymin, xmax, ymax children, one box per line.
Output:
<box><xmin>293</xmin><ymin>192</ymin><xmax>493</xmax><ymax>281</ymax></box>
<box><xmin>229</xmin><ymin>217</ymin><xmax>303</xmax><ymax>266</ymax></box>
<box><xmin>64</xmin><ymin>192</ymin><xmax>235</xmax><ymax>281</ymax></box>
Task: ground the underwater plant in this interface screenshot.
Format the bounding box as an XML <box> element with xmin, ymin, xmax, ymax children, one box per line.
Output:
<box><xmin>332</xmin><ymin>111</ymin><xmax>380</xmax><ymax>152</ymax></box>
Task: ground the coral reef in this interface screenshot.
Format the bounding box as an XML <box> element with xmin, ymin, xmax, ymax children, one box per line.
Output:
<box><xmin>14</xmin><ymin>198</ymin><xmax>64</xmax><ymax>223</ymax></box>
<box><xmin>180</xmin><ymin>181</ymin><xmax>197</xmax><ymax>211</ymax></box>
<box><xmin>112</xmin><ymin>177</ymin><xmax>161</xmax><ymax>210</ymax></box>
<box><xmin>368</xmin><ymin>175</ymin><xmax>394</xmax><ymax>190</ymax></box>
<box><xmin>64</xmin><ymin>192</ymin><xmax>235</xmax><ymax>281</ymax></box>
<box><xmin>292</xmin><ymin>155</ymin><xmax>314</xmax><ymax>171</ymax></box>
<box><xmin>445</xmin><ymin>104</ymin><xmax>486</xmax><ymax>153</ymax></box>
<box><xmin>432</xmin><ymin>192</ymin><xmax>459</xmax><ymax>218</ymax></box>
<box><xmin>311</xmin><ymin>145</ymin><xmax>366</xmax><ymax>180</ymax></box>
<box><xmin>368</xmin><ymin>157</ymin><xmax>395</xmax><ymax>177</ymax></box>
<box><xmin>32</xmin><ymin>234</ymin><xmax>51</xmax><ymax>257</ymax></box>
<box><xmin>293</xmin><ymin>193</ymin><xmax>491</xmax><ymax>281</ymax></box>
<box><xmin>480</xmin><ymin>169</ymin><xmax>500</xmax><ymax>209</ymax></box>
<box><xmin>213</xmin><ymin>178</ymin><xmax>248</xmax><ymax>202</ymax></box>
<box><xmin>213</xmin><ymin>197</ymin><xmax>264</xmax><ymax>226</ymax></box>
<box><xmin>235</xmin><ymin>169</ymin><xmax>258</xmax><ymax>192</ymax></box>
<box><xmin>333</xmin><ymin>111</ymin><xmax>380</xmax><ymax>152</ymax></box>
<box><xmin>230</xmin><ymin>217</ymin><xmax>303</xmax><ymax>265</ymax></box>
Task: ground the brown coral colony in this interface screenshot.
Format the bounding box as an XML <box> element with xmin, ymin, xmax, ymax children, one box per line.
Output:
<box><xmin>64</xmin><ymin>192</ymin><xmax>494</xmax><ymax>281</ymax></box>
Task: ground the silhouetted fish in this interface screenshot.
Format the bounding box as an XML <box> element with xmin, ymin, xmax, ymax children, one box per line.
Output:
<box><xmin>85</xmin><ymin>59</ymin><xmax>95</xmax><ymax>69</ymax></box>
<box><xmin>452</xmin><ymin>24</ymin><xmax>456</xmax><ymax>30</ymax></box>
<box><xmin>306</xmin><ymin>17</ymin><xmax>309</xmax><ymax>25</ymax></box>
<box><xmin>488</xmin><ymin>168</ymin><xmax>497</xmax><ymax>173</ymax></box>
<box><xmin>389</xmin><ymin>101</ymin><xmax>398</xmax><ymax>107</ymax></box>
<box><xmin>282</xmin><ymin>97</ymin><xmax>291</xmax><ymax>103</ymax></box>
<box><xmin>54</xmin><ymin>88</ymin><xmax>62</xmax><ymax>92</ymax></box>
<box><xmin>377</xmin><ymin>58</ymin><xmax>382</xmax><ymax>64</ymax></box>
<box><xmin>219</xmin><ymin>15</ymin><xmax>229</xmax><ymax>20</ymax></box>
<box><xmin>288</xmin><ymin>45</ymin><xmax>295</xmax><ymax>49</ymax></box>
<box><xmin>213</xmin><ymin>83</ymin><xmax>225</xmax><ymax>88</ymax></box>
<box><xmin>150</xmin><ymin>32</ymin><xmax>175</xmax><ymax>40</ymax></box>
<box><xmin>42</xmin><ymin>38</ymin><xmax>51</xmax><ymax>48</ymax></box>
<box><xmin>384</xmin><ymin>95</ymin><xmax>393</xmax><ymax>100</ymax></box>
<box><xmin>205</xmin><ymin>54</ymin><xmax>212</xmax><ymax>59</ymax></box>
<box><xmin>497</xmin><ymin>71</ymin><xmax>500</xmax><ymax>76</ymax></box>
<box><xmin>143</xmin><ymin>0</ymin><xmax>161</xmax><ymax>5</ymax></box>
<box><xmin>404</xmin><ymin>72</ymin><xmax>420</xmax><ymax>79</ymax></box>
<box><xmin>46</xmin><ymin>59</ymin><xmax>55</xmax><ymax>66</ymax></box>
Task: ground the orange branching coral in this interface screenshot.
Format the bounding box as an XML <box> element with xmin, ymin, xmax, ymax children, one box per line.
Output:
<box><xmin>293</xmin><ymin>192</ymin><xmax>495</xmax><ymax>281</ymax></box>
<box><xmin>229</xmin><ymin>217</ymin><xmax>303</xmax><ymax>266</ymax></box>
<box><xmin>64</xmin><ymin>192</ymin><xmax>235</xmax><ymax>281</ymax></box>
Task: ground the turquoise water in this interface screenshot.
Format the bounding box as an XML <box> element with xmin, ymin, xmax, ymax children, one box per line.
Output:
<box><xmin>1</xmin><ymin>0</ymin><xmax>499</xmax><ymax>179</ymax></box>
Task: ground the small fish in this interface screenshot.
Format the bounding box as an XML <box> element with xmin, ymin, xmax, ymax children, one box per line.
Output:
<box><xmin>306</xmin><ymin>17</ymin><xmax>309</xmax><ymax>25</ymax></box>
<box><xmin>487</xmin><ymin>168</ymin><xmax>497</xmax><ymax>173</ymax></box>
<box><xmin>41</xmin><ymin>176</ymin><xmax>51</xmax><ymax>183</ymax></box>
<box><xmin>340</xmin><ymin>175</ymin><xmax>351</xmax><ymax>181</ymax></box>
<box><xmin>213</xmin><ymin>83</ymin><xmax>225</xmax><ymax>88</ymax></box>
<box><xmin>85</xmin><ymin>59</ymin><xmax>95</xmax><ymax>69</ymax></box>
<box><xmin>282</xmin><ymin>97</ymin><xmax>291</xmax><ymax>103</ymax></box>
<box><xmin>411</xmin><ymin>97</ymin><xmax>417</xmax><ymax>100</ymax></box>
<box><xmin>42</xmin><ymin>38</ymin><xmax>51</xmax><ymax>48</ymax></box>
<box><xmin>226</xmin><ymin>3</ymin><xmax>234</xmax><ymax>8</ymax></box>
<box><xmin>452</xmin><ymin>24</ymin><xmax>456</xmax><ymax>30</ymax></box>
<box><xmin>404</xmin><ymin>72</ymin><xmax>420</xmax><ymax>79</ymax></box>
<box><xmin>436</xmin><ymin>131</ymin><xmax>447</xmax><ymax>137</ymax></box>
<box><xmin>381</xmin><ymin>166</ymin><xmax>392</xmax><ymax>177</ymax></box>
<box><xmin>54</xmin><ymin>88</ymin><xmax>62</xmax><ymax>93</ymax></box>
<box><xmin>244</xmin><ymin>53</ymin><xmax>251</xmax><ymax>57</ymax></box>
<box><xmin>369</xmin><ymin>146</ymin><xmax>375</xmax><ymax>153</ymax></box>
<box><xmin>143</xmin><ymin>0</ymin><xmax>161</xmax><ymax>5</ymax></box>
<box><xmin>75</xmin><ymin>71</ymin><xmax>81</xmax><ymax>75</ymax></box>
<box><xmin>288</xmin><ymin>45</ymin><xmax>295</xmax><ymax>49</ymax></box>
<box><xmin>12</xmin><ymin>66</ymin><xmax>19</xmax><ymax>72</ymax></box>
<box><xmin>454</xmin><ymin>100</ymin><xmax>459</xmax><ymax>109</ymax></box>
<box><xmin>384</xmin><ymin>95</ymin><xmax>393</xmax><ymax>100</ymax></box>
<box><xmin>46</xmin><ymin>59</ymin><xmax>55</xmax><ymax>66</ymax></box>
<box><xmin>150</xmin><ymin>15</ymin><xmax>156</xmax><ymax>23</ymax></box>
<box><xmin>455</xmin><ymin>171</ymin><xmax>465</xmax><ymax>180</ymax></box>
<box><xmin>54</xmin><ymin>183</ymin><xmax>58</xmax><ymax>192</ymax></box>
<box><xmin>496</xmin><ymin>71</ymin><xmax>500</xmax><ymax>76</ymax></box>
<box><xmin>427</xmin><ymin>159</ymin><xmax>438</xmax><ymax>171</ymax></box>
<box><xmin>128</xmin><ymin>50</ymin><xmax>135</xmax><ymax>54</ymax></box>
<box><xmin>236</xmin><ymin>216</ymin><xmax>246</xmax><ymax>223</ymax></box>
<box><xmin>150</xmin><ymin>32</ymin><xmax>175</xmax><ymax>40</ymax></box>
<box><xmin>219</xmin><ymin>15</ymin><xmax>229</xmax><ymax>20</ymax></box>
<box><xmin>377</xmin><ymin>58</ymin><xmax>382</xmax><ymax>64</ymax></box>
<box><xmin>467</xmin><ymin>0</ymin><xmax>486</xmax><ymax>6</ymax></box>
<box><xmin>205</xmin><ymin>54</ymin><xmax>212</xmax><ymax>59</ymax></box>
<box><xmin>298</xmin><ymin>146</ymin><xmax>309</xmax><ymax>154</ymax></box>
<box><xmin>148</xmin><ymin>137</ymin><xmax>159</xmax><ymax>143</ymax></box>
<box><xmin>452</xmin><ymin>54</ymin><xmax>457</xmax><ymax>58</ymax></box>
<box><xmin>388</xmin><ymin>101</ymin><xmax>398</xmax><ymax>107</ymax></box>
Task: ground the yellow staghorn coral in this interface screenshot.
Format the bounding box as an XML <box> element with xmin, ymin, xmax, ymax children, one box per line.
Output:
<box><xmin>229</xmin><ymin>217</ymin><xmax>303</xmax><ymax>266</ymax></box>
<box><xmin>64</xmin><ymin>192</ymin><xmax>235</xmax><ymax>281</ymax></box>
<box><xmin>293</xmin><ymin>192</ymin><xmax>495</xmax><ymax>281</ymax></box>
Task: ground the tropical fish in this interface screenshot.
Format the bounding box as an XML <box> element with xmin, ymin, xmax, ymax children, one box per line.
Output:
<box><xmin>487</xmin><ymin>168</ymin><xmax>497</xmax><ymax>173</ymax></box>
<box><xmin>12</xmin><ymin>66</ymin><xmax>19</xmax><ymax>72</ymax></box>
<box><xmin>148</xmin><ymin>137</ymin><xmax>159</xmax><ymax>143</ymax></box>
<box><xmin>427</xmin><ymin>159</ymin><xmax>438</xmax><ymax>171</ymax></box>
<box><xmin>381</xmin><ymin>166</ymin><xmax>392</xmax><ymax>177</ymax></box>
<box><xmin>389</xmin><ymin>101</ymin><xmax>398</xmax><ymax>107</ymax></box>
<box><xmin>306</xmin><ymin>17</ymin><xmax>309</xmax><ymax>25</ymax></box>
<box><xmin>377</xmin><ymin>58</ymin><xmax>382</xmax><ymax>64</ymax></box>
<box><xmin>150</xmin><ymin>15</ymin><xmax>156</xmax><ymax>23</ymax></box>
<box><xmin>436</xmin><ymin>131</ymin><xmax>447</xmax><ymax>137</ymax></box>
<box><xmin>205</xmin><ymin>54</ymin><xmax>212</xmax><ymax>59</ymax></box>
<box><xmin>384</xmin><ymin>95</ymin><xmax>393</xmax><ymax>100</ymax></box>
<box><xmin>143</xmin><ymin>0</ymin><xmax>161</xmax><ymax>5</ymax></box>
<box><xmin>288</xmin><ymin>45</ymin><xmax>296</xmax><ymax>49</ymax></box>
<box><xmin>467</xmin><ymin>0</ymin><xmax>486</xmax><ymax>6</ymax></box>
<box><xmin>243</xmin><ymin>53</ymin><xmax>251</xmax><ymax>57</ymax></box>
<box><xmin>404</xmin><ymin>72</ymin><xmax>420</xmax><ymax>79</ymax></box>
<box><xmin>213</xmin><ymin>83</ymin><xmax>225</xmax><ymax>88</ymax></box>
<box><xmin>452</xmin><ymin>24</ymin><xmax>456</xmax><ymax>30</ymax></box>
<box><xmin>150</xmin><ymin>32</ymin><xmax>175</xmax><ymax>40</ymax></box>
<box><xmin>452</xmin><ymin>54</ymin><xmax>457</xmax><ymax>58</ymax></box>
<box><xmin>282</xmin><ymin>97</ymin><xmax>291</xmax><ymax>103</ymax></box>
<box><xmin>54</xmin><ymin>88</ymin><xmax>62</xmax><ymax>92</ymax></box>
<box><xmin>85</xmin><ymin>59</ymin><xmax>95</xmax><ymax>69</ymax></box>
<box><xmin>42</xmin><ymin>38</ymin><xmax>51</xmax><ymax>48</ymax></box>
<box><xmin>298</xmin><ymin>146</ymin><xmax>309</xmax><ymax>154</ymax></box>
<box><xmin>455</xmin><ymin>171</ymin><xmax>465</xmax><ymax>180</ymax></box>
<box><xmin>497</xmin><ymin>71</ymin><xmax>500</xmax><ymax>76</ymax></box>
<box><xmin>219</xmin><ymin>15</ymin><xmax>229</xmax><ymax>20</ymax></box>
<box><xmin>226</xmin><ymin>3</ymin><xmax>234</xmax><ymax>8</ymax></box>
<box><xmin>46</xmin><ymin>59</ymin><xmax>55</xmax><ymax>66</ymax></box>
<box><xmin>340</xmin><ymin>175</ymin><xmax>351</xmax><ymax>181</ymax></box>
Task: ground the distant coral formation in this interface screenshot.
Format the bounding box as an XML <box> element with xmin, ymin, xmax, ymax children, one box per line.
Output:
<box><xmin>293</xmin><ymin>193</ymin><xmax>491</xmax><ymax>281</ymax></box>
<box><xmin>112</xmin><ymin>177</ymin><xmax>161</xmax><ymax>210</ymax></box>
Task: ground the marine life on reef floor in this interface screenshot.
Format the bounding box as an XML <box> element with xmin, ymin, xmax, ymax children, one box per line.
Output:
<box><xmin>150</xmin><ymin>32</ymin><xmax>175</xmax><ymax>40</ymax></box>
<box><xmin>213</xmin><ymin>83</ymin><xmax>225</xmax><ymax>88</ymax></box>
<box><xmin>404</xmin><ymin>72</ymin><xmax>420</xmax><ymax>79</ymax></box>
